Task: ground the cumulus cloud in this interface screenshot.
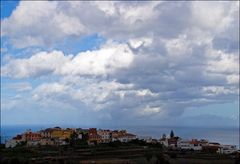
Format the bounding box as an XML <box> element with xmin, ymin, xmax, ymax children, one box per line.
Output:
<box><xmin>202</xmin><ymin>86</ymin><xmax>237</xmax><ymax>96</ymax></box>
<box><xmin>191</xmin><ymin>2</ymin><xmax>231</xmax><ymax>31</ymax></box>
<box><xmin>0</xmin><ymin>1</ymin><xmax>209</xmax><ymax>48</ymax></box>
<box><xmin>226</xmin><ymin>75</ymin><xmax>239</xmax><ymax>85</ymax></box>
<box><xmin>2</xmin><ymin>42</ymin><xmax>134</xmax><ymax>78</ymax></box>
<box><xmin>1</xmin><ymin>1</ymin><xmax>85</xmax><ymax>48</ymax></box>
<box><xmin>1</xmin><ymin>51</ymin><xmax>72</xmax><ymax>78</ymax></box>
<box><xmin>138</xmin><ymin>106</ymin><xmax>161</xmax><ymax>117</ymax></box>
<box><xmin>207</xmin><ymin>53</ymin><xmax>239</xmax><ymax>74</ymax></box>
<box><xmin>33</xmin><ymin>83</ymin><xmax>69</xmax><ymax>101</ymax></box>
<box><xmin>1</xmin><ymin>1</ymin><xmax>239</xmax><ymax>124</ymax></box>
<box><xmin>32</xmin><ymin>79</ymin><xmax>161</xmax><ymax>118</ymax></box>
<box><xmin>60</xmin><ymin>42</ymin><xmax>134</xmax><ymax>76</ymax></box>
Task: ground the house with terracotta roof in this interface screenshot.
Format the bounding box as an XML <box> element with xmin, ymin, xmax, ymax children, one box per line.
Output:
<box><xmin>97</xmin><ymin>129</ymin><xmax>112</xmax><ymax>143</ymax></box>
<box><xmin>202</xmin><ymin>142</ymin><xmax>221</xmax><ymax>153</ymax></box>
<box><xmin>177</xmin><ymin>139</ymin><xmax>202</xmax><ymax>151</ymax></box>
<box><xmin>88</xmin><ymin>128</ymin><xmax>101</xmax><ymax>144</ymax></box>
<box><xmin>23</xmin><ymin>131</ymin><xmax>42</xmax><ymax>141</ymax></box>
<box><xmin>21</xmin><ymin>131</ymin><xmax>42</xmax><ymax>146</ymax></box>
<box><xmin>112</xmin><ymin>130</ymin><xmax>136</xmax><ymax>142</ymax></box>
<box><xmin>118</xmin><ymin>133</ymin><xmax>136</xmax><ymax>142</ymax></box>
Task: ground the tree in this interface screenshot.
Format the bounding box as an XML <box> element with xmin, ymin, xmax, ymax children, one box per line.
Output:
<box><xmin>70</xmin><ymin>132</ymin><xmax>78</xmax><ymax>146</ymax></box>
<box><xmin>170</xmin><ymin>130</ymin><xmax>174</xmax><ymax>138</ymax></box>
<box><xmin>169</xmin><ymin>152</ymin><xmax>177</xmax><ymax>158</ymax></box>
<box><xmin>64</xmin><ymin>138</ymin><xmax>69</xmax><ymax>144</ymax></box>
<box><xmin>156</xmin><ymin>153</ymin><xmax>165</xmax><ymax>164</ymax></box>
<box><xmin>82</xmin><ymin>132</ymin><xmax>89</xmax><ymax>141</ymax></box>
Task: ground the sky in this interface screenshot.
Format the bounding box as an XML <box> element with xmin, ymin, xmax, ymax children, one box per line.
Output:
<box><xmin>0</xmin><ymin>1</ymin><xmax>239</xmax><ymax>127</ymax></box>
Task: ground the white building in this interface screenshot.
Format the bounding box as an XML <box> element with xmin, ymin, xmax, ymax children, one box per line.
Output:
<box><xmin>218</xmin><ymin>145</ymin><xmax>237</xmax><ymax>154</ymax></box>
<box><xmin>39</xmin><ymin>138</ymin><xmax>55</xmax><ymax>146</ymax></box>
<box><xmin>177</xmin><ymin>139</ymin><xmax>202</xmax><ymax>151</ymax></box>
<box><xmin>138</xmin><ymin>136</ymin><xmax>152</xmax><ymax>143</ymax></box>
<box><xmin>5</xmin><ymin>135</ymin><xmax>23</xmax><ymax>148</ymax></box>
<box><xmin>113</xmin><ymin>133</ymin><xmax>136</xmax><ymax>142</ymax></box>
<box><xmin>77</xmin><ymin>133</ymin><xmax>83</xmax><ymax>139</ymax></box>
<box><xmin>177</xmin><ymin>139</ymin><xmax>192</xmax><ymax>150</ymax></box>
<box><xmin>159</xmin><ymin>138</ymin><xmax>168</xmax><ymax>147</ymax></box>
<box><xmin>27</xmin><ymin>140</ymin><xmax>40</xmax><ymax>147</ymax></box>
<box><xmin>5</xmin><ymin>139</ymin><xmax>19</xmax><ymax>148</ymax></box>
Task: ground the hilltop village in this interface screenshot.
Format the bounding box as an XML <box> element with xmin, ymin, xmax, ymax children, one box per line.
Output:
<box><xmin>5</xmin><ymin>127</ymin><xmax>237</xmax><ymax>155</ymax></box>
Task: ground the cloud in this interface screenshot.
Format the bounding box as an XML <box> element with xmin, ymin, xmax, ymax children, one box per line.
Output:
<box><xmin>191</xmin><ymin>2</ymin><xmax>231</xmax><ymax>31</ymax></box>
<box><xmin>1</xmin><ymin>51</ymin><xmax>72</xmax><ymax>78</ymax></box>
<box><xmin>206</xmin><ymin>52</ymin><xmax>239</xmax><ymax>74</ymax></box>
<box><xmin>2</xmin><ymin>42</ymin><xmax>134</xmax><ymax>78</ymax></box>
<box><xmin>2</xmin><ymin>1</ymin><xmax>238</xmax><ymax>54</ymax></box>
<box><xmin>4</xmin><ymin>82</ymin><xmax>32</xmax><ymax>91</ymax></box>
<box><xmin>1</xmin><ymin>1</ymin><xmax>85</xmax><ymax>48</ymax></box>
<box><xmin>1</xmin><ymin>1</ymin><xmax>239</xmax><ymax>125</ymax></box>
<box><xmin>2</xmin><ymin>39</ymin><xmax>238</xmax><ymax>121</ymax></box>
<box><xmin>226</xmin><ymin>75</ymin><xmax>239</xmax><ymax>85</ymax></box>
<box><xmin>0</xmin><ymin>1</ymin><xmax>202</xmax><ymax>48</ymax></box>
<box><xmin>138</xmin><ymin>106</ymin><xmax>161</xmax><ymax>117</ymax></box>
<box><xmin>202</xmin><ymin>86</ymin><xmax>237</xmax><ymax>96</ymax></box>
<box><xmin>60</xmin><ymin>42</ymin><xmax>134</xmax><ymax>76</ymax></box>
<box><xmin>32</xmin><ymin>83</ymin><xmax>69</xmax><ymax>101</ymax></box>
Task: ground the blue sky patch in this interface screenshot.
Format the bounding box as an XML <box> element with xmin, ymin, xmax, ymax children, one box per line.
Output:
<box><xmin>1</xmin><ymin>0</ymin><xmax>19</xmax><ymax>19</ymax></box>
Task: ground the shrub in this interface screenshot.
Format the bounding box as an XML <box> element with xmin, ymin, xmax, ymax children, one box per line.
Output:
<box><xmin>10</xmin><ymin>157</ymin><xmax>20</xmax><ymax>164</ymax></box>
<box><xmin>169</xmin><ymin>152</ymin><xmax>177</xmax><ymax>158</ymax></box>
<box><xmin>145</xmin><ymin>150</ymin><xmax>153</xmax><ymax>162</ymax></box>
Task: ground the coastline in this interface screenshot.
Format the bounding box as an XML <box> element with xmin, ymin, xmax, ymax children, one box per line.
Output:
<box><xmin>1</xmin><ymin>125</ymin><xmax>239</xmax><ymax>148</ymax></box>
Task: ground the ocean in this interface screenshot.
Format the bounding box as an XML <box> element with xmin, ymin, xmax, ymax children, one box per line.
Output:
<box><xmin>1</xmin><ymin>125</ymin><xmax>239</xmax><ymax>148</ymax></box>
